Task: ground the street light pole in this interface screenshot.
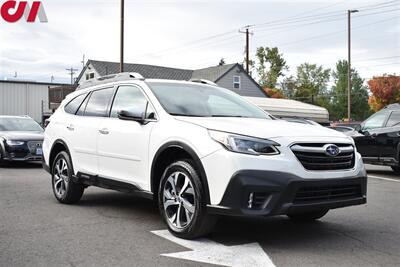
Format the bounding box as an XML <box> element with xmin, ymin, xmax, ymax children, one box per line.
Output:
<box><xmin>120</xmin><ymin>0</ymin><xmax>125</xmax><ymax>73</ymax></box>
<box><xmin>347</xmin><ymin>9</ymin><xmax>358</xmax><ymax>122</ymax></box>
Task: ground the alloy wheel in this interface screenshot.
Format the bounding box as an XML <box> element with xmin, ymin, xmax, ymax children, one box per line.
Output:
<box><xmin>53</xmin><ymin>158</ymin><xmax>69</xmax><ymax>199</ymax></box>
<box><xmin>163</xmin><ymin>171</ymin><xmax>196</xmax><ymax>230</ymax></box>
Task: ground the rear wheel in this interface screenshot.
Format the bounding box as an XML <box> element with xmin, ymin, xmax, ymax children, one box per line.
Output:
<box><xmin>158</xmin><ymin>160</ymin><xmax>216</xmax><ymax>239</ymax></box>
<box><xmin>287</xmin><ymin>209</ymin><xmax>329</xmax><ymax>221</ymax></box>
<box><xmin>51</xmin><ymin>151</ymin><xmax>84</xmax><ymax>204</ymax></box>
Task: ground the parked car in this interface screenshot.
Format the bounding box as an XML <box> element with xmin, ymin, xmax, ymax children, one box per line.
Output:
<box><xmin>331</xmin><ymin>122</ymin><xmax>362</xmax><ymax>129</ymax></box>
<box><xmin>329</xmin><ymin>126</ymin><xmax>363</xmax><ymax>137</ymax></box>
<box><xmin>353</xmin><ymin>104</ymin><xmax>400</xmax><ymax>174</ymax></box>
<box><xmin>0</xmin><ymin>116</ymin><xmax>44</xmax><ymax>166</ymax></box>
<box><xmin>43</xmin><ymin>73</ymin><xmax>367</xmax><ymax>239</ymax></box>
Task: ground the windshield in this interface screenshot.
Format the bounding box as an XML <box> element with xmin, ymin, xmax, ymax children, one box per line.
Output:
<box><xmin>0</xmin><ymin>117</ymin><xmax>43</xmax><ymax>132</ymax></box>
<box><xmin>148</xmin><ymin>82</ymin><xmax>271</xmax><ymax>119</ymax></box>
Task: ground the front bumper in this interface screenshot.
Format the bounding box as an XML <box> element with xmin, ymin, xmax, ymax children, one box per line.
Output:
<box><xmin>207</xmin><ymin>169</ymin><xmax>367</xmax><ymax>217</ymax></box>
<box><xmin>1</xmin><ymin>142</ymin><xmax>43</xmax><ymax>162</ymax></box>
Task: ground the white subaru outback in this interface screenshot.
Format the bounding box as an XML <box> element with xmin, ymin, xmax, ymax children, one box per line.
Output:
<box><xmin>43</xmin><ymin>73</ymin><xmax>367</xmax><ymax>239</ymax></box>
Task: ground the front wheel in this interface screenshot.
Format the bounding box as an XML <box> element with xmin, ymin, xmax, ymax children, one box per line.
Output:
<box><xmin>391</xmin><ymin>166</ymin><xmax>400</xmax><ymax>174</ymax></box>
<box><xmin>287</xmin><ymin>209</ymin><xmax>329</xmax><ymax>221</ymax></box>
<box><xmin>0</xmin><ymin>150</ymin><xmax>7</xmax><ymax>167</ymax></box>
<box><xmin>158</xmin><ymin>160</ymin><xmax>216</xmax><ymax>239</ymax></box>
<box><xmin>51</xmin><ymin>151</ymin><xmax>84</xmax><ymax>204</ymax></box>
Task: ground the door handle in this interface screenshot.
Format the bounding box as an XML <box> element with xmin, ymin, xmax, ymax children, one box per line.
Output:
<box><xmin>67</xmin><ymin>125</ymin><xmax>74</xmax><ymax>131</ymax></box>
<box><xmin>371</xmin><ymin>133</ymin><xmax>378</xmax><ymax>138</ymax></box>
<box><xmin>99</xmin><ymin>128</ymin><xmax>109</xmax><ymax>135</ymax></box>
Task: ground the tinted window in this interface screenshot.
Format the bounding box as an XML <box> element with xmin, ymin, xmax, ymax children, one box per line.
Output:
<box><xmin>84</xmin><ymin>88</ymin><xmax>115</xmax><ymax>117</ymax></box>
<box><xmin>387</xmin><ymin>111</ymin><xmax>400</xmax><ymax>127</ymax></box>
<box><xmin>64</xmin><ymin>94</ymin><xmax>87</xmax><ymax>114</ymax></box>
<box><xmin>0</xmin><ymin>117</ymin><xmax>43</xmax><ymax>132</ymax></box>
<box><xmin>363</xmin><ymin>111</ymin><xmax>389</xmax><ymax>130</ymax></box>
<box><xmin>148</xmin><ymin>82</ymin><xmax>270</xmax><ymax>119</ymax></box>
<box><xmin>110</xmin><ymin>86</ymin><xmax>155</xmax><ymax>119</ymax></box>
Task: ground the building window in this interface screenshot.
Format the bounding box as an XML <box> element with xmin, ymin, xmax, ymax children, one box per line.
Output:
<box><xmin>233</xmin><ymin>76</ymin><xmax>241</xmax><ymax>89</ymax></box>
<box><xmin>86</xmin><ymin>73</ymin><xmax>95</xmax><ymax>80</ymax></box>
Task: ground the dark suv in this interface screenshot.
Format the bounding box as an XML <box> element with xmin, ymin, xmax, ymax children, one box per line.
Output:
<box><xmin>353</xmin><ymin>104</ymin><xmax>400</xmax><ymax>173</ymax></box>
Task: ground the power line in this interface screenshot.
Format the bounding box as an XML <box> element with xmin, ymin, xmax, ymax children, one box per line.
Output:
<box><xmin>66</xmin><ymin>67</ymin><xmax>78</xmax><ymax>85</ymax></box>
<box><xmin>153</xmin><ymin>3</ymin><xmax>399</xmax><ymax>59</ymax></box>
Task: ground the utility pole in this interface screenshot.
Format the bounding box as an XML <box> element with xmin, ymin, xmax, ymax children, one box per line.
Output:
<box><xmin>66</xmin><ymin>67</ymin><xmax>78</xmax><ymax>85</ymax></box>
<box><xmin>81</xmin><ymin>54</ymin><xmax>85</xmax><ymax>69</ymax></box>
<box><xmin>239</xmin><ymin>25</ymin><xmax>254</xmax><ymax>74</ymax></box>
<box><xmin>347</xmin><ymin>9</ymin><xmax>359</xmax><ymax>122</ymax></box>
<box><xmin>120</xmin><ymin>0</ymin><xmax>125</xmax><ymax>73</ymax></box>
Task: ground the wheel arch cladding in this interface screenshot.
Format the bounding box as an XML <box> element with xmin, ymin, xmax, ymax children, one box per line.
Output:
<box><xmin>151</xmin><ymin>141</ymin><xmax>211</xmax><ymax>204</ymax></box>
<box><xmin>49</xmin><ymin>139</ymin><xmax>72</xmax><ymax>172</ymax></box>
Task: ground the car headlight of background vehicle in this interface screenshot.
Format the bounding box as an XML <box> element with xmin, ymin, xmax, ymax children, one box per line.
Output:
<box><xmin>208</xmin><ymin>130</ymin><xmax>280</xmax><ymax>156</ymax></box>
<box><xmin>6</xmin><ymin>140</ymin><xmax>25</xmax><ymax>146</ymax></box>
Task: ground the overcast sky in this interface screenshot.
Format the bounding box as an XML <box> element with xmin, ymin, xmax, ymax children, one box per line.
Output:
<box><xmin>0</xmin><ymin>0</ymin><xmax>399</xmax><ymax>84</ymax></box>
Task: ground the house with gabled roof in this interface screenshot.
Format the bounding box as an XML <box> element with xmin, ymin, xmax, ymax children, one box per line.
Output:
<box><xmin>76</xmin><ymin>60</ymin><xmax>267</xmax><ymax>98</ymax></box>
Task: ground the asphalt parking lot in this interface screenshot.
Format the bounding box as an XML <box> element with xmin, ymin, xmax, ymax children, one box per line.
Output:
<box><xmin>1</xmin><ymin>164</ymin><xmax>399</xmax><ymax>267</ymax></box>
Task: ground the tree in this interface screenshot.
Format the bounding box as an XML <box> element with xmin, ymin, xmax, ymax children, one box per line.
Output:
<box><xmin>255</xmin><ymin>47</ymin><xmax>288</xmax><ymax>88</ymax></box>
<box><xmin>263</xmin><ymin>87</ymin><xmax>285</xmax><ymax>99</ymax></box>
<box><xmin>368</xmin><ymin>75</ymin><xmax>400</xmax><ymax>112</ymax></box>
<box><xmin>280</xmin><ymin>75</ymin><xmax>296</xmax><ymax>98</ymax></box>
<box><xmin>294</xmin><ymin>63</ymin><xmax>330</xmax><ymax>105</ymax></box>
<box><xmin>330</xmin><ymin>60</ymin><xmax>371</xmax><ymax>121</ymax></box>
<box><xmin>218</xmin><ymin>58</ymin><xmax>225</xmax><ymax>66</ymax></box>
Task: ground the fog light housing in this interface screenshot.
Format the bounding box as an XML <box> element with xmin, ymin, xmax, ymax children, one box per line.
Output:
<box><xmin>247</xmin><ymin>192</ymin><xmax>272</xmax><ymax>210</ymax></box>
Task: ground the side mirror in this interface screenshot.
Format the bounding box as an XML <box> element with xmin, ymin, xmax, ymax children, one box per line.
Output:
<box><xmin>118</xmin><ymin>107</ymin><xmax>146</xmax><ymax>124</ymax></box>
<box><xmin>354</xmin><ymin>124</ymin><xmax>362</xmax><ymax>132</ymax></box>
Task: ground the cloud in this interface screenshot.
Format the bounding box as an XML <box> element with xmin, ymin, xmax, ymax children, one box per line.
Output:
<box><xmin>0</xmin><ymin>0</ymin><xmax>398</xmax><ymax>83</ymax></box>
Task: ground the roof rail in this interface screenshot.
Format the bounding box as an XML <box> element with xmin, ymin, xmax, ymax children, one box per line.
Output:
<box><xmin>190</xmin><ymin>79</ymin><xmax>217</xmax><ymax>86</ymax></box>
<box><xmin>76</xmin><ymin>72</ymin><xmax>145</xmax><ymax>90</ymax></box>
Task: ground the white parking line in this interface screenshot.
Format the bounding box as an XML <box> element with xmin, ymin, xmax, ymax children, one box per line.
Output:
<box><xmin>368</xmin><ymin>175</ymin><xmax>400</xmax><ymax>183</ymax></box>
<box><xmin>152</xmin><ymin>230</ymin><xmax>276</xmax><ymax>267</ymax></box>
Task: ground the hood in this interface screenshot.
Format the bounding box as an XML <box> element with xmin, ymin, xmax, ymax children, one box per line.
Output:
<box><xmin>0</xmin><ymin>131</ymin><xmax>44</xmax><ymax>141</ymax></box>
<box><xmin>176</xmin><ymin>117</ymin><xmax>347</xmax><ymax>139</ymax></box>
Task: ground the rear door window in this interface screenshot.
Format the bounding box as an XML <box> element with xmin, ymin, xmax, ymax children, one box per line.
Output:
<box><xmin>84</xmin><ymin>88</ymin><xmax>115</xmax><ymax>117</ymax></box>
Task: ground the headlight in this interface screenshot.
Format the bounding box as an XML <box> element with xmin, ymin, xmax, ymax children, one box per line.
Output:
<box><xmin>208</xmin><ymin>130</ymin><xmax>280</xmax><ymax>156</ymax></box>
<box><xmin>6</xmin><ymin>140</ymin><xmax>25</xmax><ymax>146</ymax></box>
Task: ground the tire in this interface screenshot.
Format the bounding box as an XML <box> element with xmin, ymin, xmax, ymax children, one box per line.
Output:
<box><xmin>51</xmin><ymin>151</ymin><xmax>84</xmax><ymax>204</ymax></box>
<box><xmin>287</xmin><ymin>209</ymin><xmax>329</xmax><ymax>222</ymax></box>
<box><xmin>158</xmin><ymin>160</ymin><xmax>217</xmax><ymax>239</ymax></box>
<box><xmin>0</xmin><ymin>150</ymin><xmax>7</xmax><ymax>167</ymax></box>
<box><xmin>0</xmin><ymin>158</ymin><xmax>6</xmax><ymax>167</ymax></box>
<box><xmin>391</xmin><ymin>166</ymin><xmax>400</xmax><ymax>174</ymax></box>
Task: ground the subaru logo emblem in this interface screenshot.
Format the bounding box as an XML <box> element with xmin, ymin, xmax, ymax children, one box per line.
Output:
<box><xmin>324</xmin><ymin>144</ymin><xmax>340</xmax><ymax>157</ymax></box>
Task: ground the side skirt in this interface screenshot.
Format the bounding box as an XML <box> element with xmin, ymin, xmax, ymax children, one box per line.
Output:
<box><xmin>74</xmin><ymin>172</ymin><xmax>154</xmax><ymax>200</ymax></box>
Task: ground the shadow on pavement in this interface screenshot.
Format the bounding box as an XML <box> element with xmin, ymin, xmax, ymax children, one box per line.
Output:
<box><xmin>211</xmin><ymin>216</ymin><xmax>347</xmax><ymax>246</ymax></box>
<box><xmin>0</xmin><ymin>161</ymin><xmax>43</xmax><ymax>169</ymax></box>
<box><xmin>74</xmin><ymin>189</ymin><xmax>351</xmax><ymax>247</ymax></box>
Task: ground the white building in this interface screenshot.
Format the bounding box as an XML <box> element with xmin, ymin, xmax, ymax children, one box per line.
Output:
<box><xmin>0</xmin><ymin>80</ymin><xmax>67</xmax><ymax>123</ymax></box>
